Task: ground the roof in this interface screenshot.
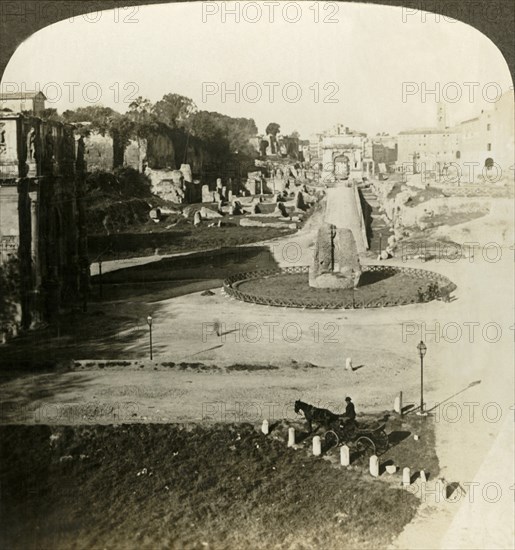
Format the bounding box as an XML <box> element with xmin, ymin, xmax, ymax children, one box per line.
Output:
<box><xmin>0</xmin><ymin>91</ymin><xmax>47</xmax><ymax>100</ymax></box>
<box><xmin>398</xmin><ymin>127</ymin><xmax>458</xmax><ymax>136</ymax></box>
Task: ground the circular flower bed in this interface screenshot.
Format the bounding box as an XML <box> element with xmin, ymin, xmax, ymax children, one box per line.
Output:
<box><xmin>223</xmin><ymin>265</ymin><xmax>456</xmax><ymax>309</ymax></box>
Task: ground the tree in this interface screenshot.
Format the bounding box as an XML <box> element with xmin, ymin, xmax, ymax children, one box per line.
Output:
<box><xmin>188</xmin><ymin>111</ymin><xmax>258</xmax><ymax>156</ymax></box>
<box><xmin>125</xmin><ymin>97</ymin><xmax>160</xmax><ymax>140</ymax></box>
<box><xmin>62</xmin><ymin>105</ymin><xmax>118</xmax><ymax>135</ymax></box>
<box><xmin>153</xmin><ymin>94</ymin><xmax>197</xmax><ymax>128</ymax></box>
<box><xmin>127</xmin><ymin>96</ymin><xmax>153</xmax><ymax>116</ymax></box>
<box><xmin>37</xmin><ymin>108</ymin><xmax>63</xmax><ymax>122</ymax></box>
<box><xmin>265</xmin><ymin>122</ymin><xmax>280</xmax><ymax>136</ymax></box>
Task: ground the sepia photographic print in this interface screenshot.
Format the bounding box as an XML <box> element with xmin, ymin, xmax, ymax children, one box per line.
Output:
<box><xmin>0</xmin><ymin>1</ymin><xmax>513</xmax><ymax>548</ymax></box>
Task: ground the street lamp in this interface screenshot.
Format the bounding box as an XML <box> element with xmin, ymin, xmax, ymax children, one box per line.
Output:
<box><xmin>417</xmin><ymin>340</ymin><xmax>427</xmax><ymax>415</ymax></box>
<box><xmin>147</xmin><ymin>315</ymin><xmax>153</xmax><ymax>360</ymax></box>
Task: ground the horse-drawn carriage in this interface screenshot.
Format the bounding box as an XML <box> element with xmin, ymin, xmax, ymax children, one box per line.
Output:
<box><xmin>324</xmin><ymin>418</ymin><xmax>389</xmax><ymax>456</ymax></box>
<box><xmin>294</xmin><ymin>400</ymin><xmax>389</xmax><ymax>457</ymax></box>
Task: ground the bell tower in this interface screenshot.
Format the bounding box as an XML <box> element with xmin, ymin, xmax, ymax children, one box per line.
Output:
<box><xmin>437</xmin><ymin>101</ymin><xmax>447</xmax><ymax>130</ymax></box>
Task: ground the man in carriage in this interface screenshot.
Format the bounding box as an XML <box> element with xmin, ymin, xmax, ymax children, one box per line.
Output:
<box><xmin>343</xmin><ymin>396</ymin><xmax>356</xmax><ymax>422</ymax></box>
<box><xmin>338</xmin><ymin>396</ymin><xmax>357</xmax><ymax>437</ymax></box>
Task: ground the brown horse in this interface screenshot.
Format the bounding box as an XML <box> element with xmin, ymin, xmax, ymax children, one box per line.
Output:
<box><xmin>294</xmin><ymin>400</ymin><xmax>342</xmax><ymax>433</ymax></box>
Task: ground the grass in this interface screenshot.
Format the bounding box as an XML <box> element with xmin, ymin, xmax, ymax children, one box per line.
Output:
<box><xmin>89</xmin><ymin>245</ymin><xmax>280</xmax><ymax>303</ymax></box>
<box><xmin>379</xmin><ymin>414</ymin><xmax>440</xmax><ymax>480</ymax></box>
<box><xmin>235</xmin><ymin>271</ymin><xmax>436</xmax><ymax>305</ymax></box>
<box><xmin>0</xmin><ymin>423</ymin><xmax>420</xmax><ymax>550</ymax></box>
<box><xmin>88</xmin><ymin>224</ymin><xmax>297</xmax><ymax>261</ymax></box>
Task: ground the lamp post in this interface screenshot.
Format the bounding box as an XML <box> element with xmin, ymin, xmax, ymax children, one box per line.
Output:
<box><xmin>417</xmin><ymin>340</ymin><xmax>427</xmax><ymax>415</ymax></box>
<box><xmin>378</xmin><ymin>232</ymin><xmax>383</xmax><ymax>257</ymax></box>
<box><xmin>98</xmin><ymin>259</ymin><xmax>103</xmax><ymax>299</ymax></box>
<box><xmin>147</xmin><ymin>315</ymin><xmax>153</xmax><ymax>360</ymax></box>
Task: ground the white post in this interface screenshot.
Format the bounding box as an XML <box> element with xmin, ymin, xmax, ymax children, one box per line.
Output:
<box><xmin>369</xmin><ymin>455</ymin><xmax>379</xmax><ymax>478</ymax></box>
<box><xmin>402</xmin><ymin>467</ymin><xmax>411</xmax><ymax>487</ymax></box>
<box><xmin>261</xmin><ymin>420</ymin><xmax>269</xmax><ymax>435</ymax></box>
<box><xmin>287</xmin><ymin>427</ymin><xmax>295</xmax><ymax>447</ymax></box>
<box><xmin>393</xmin><ymin>395</ymin><xmax>401</xmax><ymax>414</ymax></box>
<box><xmin>345</xmin><ymin>357</ymin><xmax>353</xmax><ymax>371</ymax></box>
<box><xmin>313</xmin><ymin>436</ymin><xmax>321</xmax><ymax>456</ymax></box>
<box><xmin>394</xmin><ymin>391</ymin><xmax>403</xmax><ymax>414</ymax></box>
<box><xmin>420</xmin><ymin>469</ymin><xmax>427</xmax><ymax>483</ymax></box>
<box><xmin>340</xmin><ymin>445</ymin><xmax>350</xmax><ymax>466</ymax></box>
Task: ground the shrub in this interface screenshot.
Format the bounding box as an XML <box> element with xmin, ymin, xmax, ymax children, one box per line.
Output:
<box><xmin>417</xmin><ymin>282</ymin><xmax>440</xmax><ymax>302</ymax></box>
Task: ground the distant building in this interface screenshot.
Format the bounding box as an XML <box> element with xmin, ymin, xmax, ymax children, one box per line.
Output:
<box><xmin>0</xmin><ymin>91</ymin><xmax>46</xmax><ymax>116</ymax></box>
<box><xmin>371</xmin><ymin>135</ymin><xmax>398</xmax><ymax>173</ymax></box>
<box><xmin>299</xmin><ymin>139</ymin><xmax>311</xmax><ymax>162</ymax></box>
<box><xmin>397</xmin><ymin>126</ymin><xmax>459</xmax><ymax>175</ymax></box>
<box><xmin>309</xmin><ymin>133</ymin><xmax>323</xmax><ymax>162</ymax></box>
<box><xmin>396</xmin><ymin>91</ymin><xmax>514</xmax><ymax>182</ymax></box>
<box><xmin>455</xmin><ymin>90</ymin><xmax>514</xmax><ymax>178</ymax></box>
<box><xmin>0</xmin><ymin>112</ymin><xmax>89</xmax><ymax>330</ymax></box>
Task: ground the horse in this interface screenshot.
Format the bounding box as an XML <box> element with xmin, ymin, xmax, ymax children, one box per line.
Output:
<box><xmin>294</xmin><ymin>400</ymin><xmax>342</xmax><ymax>433</ymax></box>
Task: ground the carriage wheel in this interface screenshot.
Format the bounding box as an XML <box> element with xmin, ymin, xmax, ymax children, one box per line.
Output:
<box><xmin>376</xmin><ymin>430</ymin><xmax>389</xmax><ymax>454</ymax></box>
<box><xmin>325</xmin><ymin>430</ymin><xmax>340</xmax><ymax>449</ymax></box>
<box><xmin>355</xmin><ymin>436</ymin><xmax>376</xmax><ymax>457</ymax></box>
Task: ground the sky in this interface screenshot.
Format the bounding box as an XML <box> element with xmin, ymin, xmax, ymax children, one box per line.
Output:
<box><xmin>1</xmin><ymin>1</ymin><xmax>512</xmax><ymax>138</ymax></box>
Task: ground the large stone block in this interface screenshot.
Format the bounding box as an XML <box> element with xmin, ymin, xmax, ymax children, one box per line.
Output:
<box><xmin>202</xmin><ymin>185</ymin><xmax>212</xmax><ymax>203</ymax></box>
<box><xmin>309</xmin><ymin>224</ymin><xmax>361</xmax><ymax>289</ymax></box>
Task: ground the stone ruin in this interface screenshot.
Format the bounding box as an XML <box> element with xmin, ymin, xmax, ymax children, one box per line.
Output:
<box><xmin>309</xmin><ymin>223</ymin><xmax>362</xmax><ymax>289</ymax></box>
<box><xmin>146</xmin><ymin>164</ymin><xmax>201</xmax><ymax>204</ymax></box>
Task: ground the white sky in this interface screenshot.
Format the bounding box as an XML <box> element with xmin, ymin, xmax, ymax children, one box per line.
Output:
<box><xmin>1</xmin><ymin>1</ymin><xmax>512</xmax><ymax>137</ymax></box>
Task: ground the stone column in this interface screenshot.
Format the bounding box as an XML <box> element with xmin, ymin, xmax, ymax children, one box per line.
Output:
<box><xmin>287</xmin><ymin>427</ymin><xmax>295</xmax><ymax>447</ymax></box>
<box><xmin>30</xmin><ymin>196</ymin><xmax>40</xmax><ymax>285</ymax></box>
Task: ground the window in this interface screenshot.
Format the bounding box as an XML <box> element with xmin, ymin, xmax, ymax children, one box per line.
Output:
<box><xmin>487</xmin><ymin>143</ymin><xmax>491</xmax><ymax>151</ymax></box>
<box><xmin>456</xmin><ymin>151</ymin><xmax>461</xmax><ymax>159</ymax></box>
<box><xmin>487</xmin><ymin>124</ymin><xmax>491</xmax><ymax>131</ymax></box>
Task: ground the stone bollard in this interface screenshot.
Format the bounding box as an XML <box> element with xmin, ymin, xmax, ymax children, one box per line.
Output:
<box><xmin>420</xmin><ymin>470</ymin><xmax>427</xmax><ymax>483</ymax></box>
<box><xmin>369</xmin><ymin>455</ymin><xmax>379</xmax><ymax>478</ymax></box>
<box><xmin>394</xmin><ymin>391</ymin><xmax>403</xmax><ymax>414</ymax></box>
<box><xmin>287</xmin><ymin>427</ymin><xmax>295</xmax><ymax>447</ymax></box>
<box><xmin>261</xmin><ymin>420</ymin><xmax>269</xmax><ymax>435</ymax></box>
<box><xmin>402</xmin><ymin>467</ymin><xmax>411</xmax><ymax>487</ymax></box>
<box><xmin>345</xmin><ymin>357</ymin><xmax>353</xmax><ymax>371</ymax></box>
<box><xmin>312</xmin><ymin>436</ymin><xmax>321</xmax><ymax>456</ymax></box>
<box><xmin>340</xmin><ymin>445</ymin><xmax>350</xmax><ymax>466</ymax></box>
